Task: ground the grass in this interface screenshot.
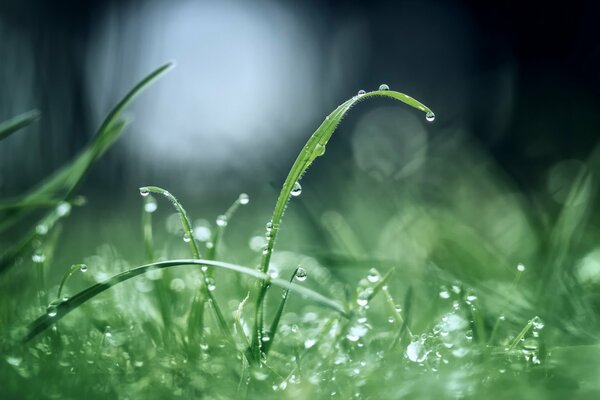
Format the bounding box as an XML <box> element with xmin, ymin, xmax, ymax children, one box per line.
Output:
<box><xmin>1</xmin><ymin>63</ymin><xmax>600</xmax><ymax>399</ymax></box>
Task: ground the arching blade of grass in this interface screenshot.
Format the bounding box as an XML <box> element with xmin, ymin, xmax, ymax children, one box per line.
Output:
<box><xmin>0</xmin><ymin>62</ymin><xmax>174</xmax><ymax>234</ymax></box>
<box><xmin>139</xmin><ymin>186</ymin><xmax>231</xmax><ymax>339</ymax></box>
<box><xmin>23</xmin><ymin>259</ymin><xmax>347</xmax><ymax>342</ymax></box>
<box><xmin>251</xmin><ymin>89</ymin><xmax>433</xmax><ymax>357</ymax></box>
<box><xmin>0</xmin><ymin>109</ymin><xmax>40</xmax><ymax>141</ymax></box>
<box><xmin>262</xmin><ymin>267</ymin><xmax>299</xmax><ymax>355</ymax></box>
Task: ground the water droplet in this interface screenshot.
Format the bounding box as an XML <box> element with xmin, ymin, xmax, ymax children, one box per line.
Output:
<box><xmin>261</xmin><ymin>332</ymin><xmax>270</xmax><ymax>342</ymax></box>
<box><xmin>315</xmin><ymin>143</ymin><xmax>326</xmax><ymax>157</ymax></box>
<box><xmin>356</xmin><ymin>292</ymin><xmax>369</xmax><ymax>307</ymax></box>
<box><xmin>207</xmin><ymin>278</ymin><xmax>216</xmax><ymax>291</ymax></box>
<box><xmin>465</xmin><ymin>294</ymin><xmax>477</xmax><ymax>303</ymax></box>
<box><xmin>139</xmin><ymin>187</ymin><xmax>150</xmax><ymax>197</ymax></box>
<box><xmin>346</xmin><ymin>324</ymin><xmax>368</xmax><ymax>342</ymax></box>
<box><xmin>239</xmin><ymin>193</ymin><xmax>250</xmax><ymax>205</ymax></box>
<box><xmin>144</xmin><ymin>197</ymin><xmax>158</xmax><ymax>213</ymax></box>
<box><xmin>357</xmin><ymin>89</ymin><xmax>366</xmax><ymax>96</ymax></box>
<box><xmin>6</xmin><ymin>356</ymin><xmax>22</xmax><ymax>367</ymax></box>
<box><xmin>378</xmin><ymin>84</ymin><xmax>390</xmax><ymax>91</ymax></box>
<box><xmin>367</xmin><ymin>268</ymin><xmax>380</xmax><ymax>283</ymax></box>
<box><xmin>388</xmin><ymin>316</ymin><xmax>395</xmax><ymax>323</ymax></box>
<box><xmin>517</xmin><ymin>263</ymin><xmax>526</xmax><ymax>272</ymax></box>
<box><xmin>439</xmin><ymin>288</ymin><xmax>450</xmax><ymax>299</ymax></box>
<box><xmin>46</xmin><ymin>301</ymin><xmax>59</xmax><ymax>317</ymax></box>
<box><xmin>216</xmin><ymin>215</ymin><xmax>228</xmax><ymax>227</ymax></box>
<box><xmin>79</xmin><ymin>264</ymin><xmax>88</xmax><ymax>272</ymax></box>
<box><xmin>291</xmin><ymin>181</ymin><xmax>302</xmax><ymax>197</ymax></box>
<box><xmin>295</xmin><ymin>267</ymin><xmax>307</xmax><ymax>282</ymax></box>
<box><xmin>35</xmin><ymin>224</ymin><xmax>49</xmax><ymax>235</ymax></box>
<box><xmin>56</xmin><ymin>202</ymin><xmax>71</xmax><ymax>217</ymax></box>
<box><xmin>531</xmin><ymin>316</ymin><xmax>545</xmax><ymax>330</ymax></box>
<box><xmin>406</xmin><ymin>337</ymin><xmax>429</xmax><ymax>363</ymax></box>
<box><xmin>183</xmin><ymin>233</ymin><xmax>192</xmax><ymax>243</ymax></box>
<box><xmin>425</xmin><ymin>111</ymin><xmax>435</xmax><ymax>122</ymax></box>
<box><xmin>304</xmin><ymin>338</ymin><xmax>316</xmax><ymax>349</ymax></box>
<box><xmin>32</xmin><ymin>250</ymin><xmax>45</xmax><ymax>264</ymax></box>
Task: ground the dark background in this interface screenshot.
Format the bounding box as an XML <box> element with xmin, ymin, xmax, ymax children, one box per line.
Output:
<box><xmin>1</xmin><ymin>0</ymin><xmax>599</xmax><ymax>200</ymax></box>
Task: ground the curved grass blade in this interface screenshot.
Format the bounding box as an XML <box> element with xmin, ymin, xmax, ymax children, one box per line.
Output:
<box><xmin>140</xmin><ymin>186</ymin><xmax>201</xmax><ymax>258</ymax></box>
<box><xmin>0</xmin><ymin>109</ymin><xmax>40</xmax><ymax>141</ymax></box>
<box><xmin>24</xmin><ymin>259</ymin><xmax>347</xmax><ymax>342</ymax></box>
<box><xmin>0</xmin><ymin>62</ymin><xmax>174</xmax><ymax>233</ymax></box>
<box><xmin>252</xmin><ymin>89</ymin><xmax>433</xmax><ymax>356</ymax></box>
<box><xmin>139</xmin><ymin>186</ymin><xmax>232</xmax><ymax>339</ymax></box>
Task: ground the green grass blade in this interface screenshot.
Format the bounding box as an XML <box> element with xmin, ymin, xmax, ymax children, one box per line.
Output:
<box><xmin>0</xmin><ymin>62</ymin><xmax>173</xmax><ymax>233</ymax></box>
<box><xmin>23</xmin><ymin>259</ymin><xmax>347</xmax><ymax>342</ymax></box>
<box><xmin>140</xmin><ymin>186</ymin><xmax>201</xmax><ymax>258</ymax></box>
<box><xmin>251</xmin><ymin>89</ymin><xmax>433</xmax><ymax>356</ymax></box>
<box><xmin>263</xmin><ymin>267</ymin><xmax>299</xmax><ymax>355</ymax></box>
<box><xmin>139</xmin><ymin>186</ymin><xmax>233</xmax><ymax>339</ymax></box>
<box><xmin>0</xmin><ymin>109</ymin><xmax>40</xmax><ymax>141</ymax></box>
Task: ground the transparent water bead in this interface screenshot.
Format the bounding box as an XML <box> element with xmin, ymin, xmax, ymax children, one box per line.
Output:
<box><xmin>46</xmin><ymin>301</ymin><xmax>60</xmax><ymax>317</ymax></box>
<box><xmin>295</xmin><ymin>267</ymin><xmax>307</xmax><ymax>282</ymax></box>
<box><xmin>139</xmin><ymin>187</ymin><xmax>150</xmax><ymax>197</ymax></box>
<box><xmin>378</xmin><ymin>83</ymin><xmax>390</xmax><ymax>91</ymax></box>
<box><xmin>56</xmin><ymin>201</ymin><xmax>72</xmax><ymax>217</ymax></box>
<box><xmin>406</xmin><ymin>337</ymin><xmax>429</xmax><ymax>363</ymax></box>
<box><xmin>79</xmin><ymin>264</ymin><xmax>88</xmax><ymax>272</ymax></box>
<box><xmin>357</xmin><ymin>89</ymin><xmax>366</xmax><ymax>96</ymax></box>
<box><xmin>531</xmin><ymin>316</ymin><xmax>545</xmax><ymax>330</ymax></box>
<box><xmin>315</xmin><ymin>143</ymin><xmax>326</xmax><ymax>157</ymax></box>
<box><xmin>291</xmin><ymin>181</ymin><xmax>302</xmax><ymax>197</ymax></box>
<box><xmin>239</xmin><ymin>193</ymin><xmax>250</xmax><ymax>205</ymax></box>
<box><xmin>183</xmin><ymin>233</ymin><xmax>192</xmax><ymax>243</ymax></box>
<box><xmin>144</xmin><ymin>197</ymin><xmax>158</xmax><ymax>213</ymax></box>
<box><xmin>35</xmin><ymin>224</ymin><xmax>49</xmax><ymax>235</ymax></box>
<box><xmin>517</xmin><ymin>263</ymin><xmax>526</xmax><ymax>272</ymax></box>
<box><xmin>439</xmin><ymin>287</ymin><xmax>450</xmax><ymax>299</ymax></box>
<box><xmin>216</xmin><ymin>214</ymin><xmax>228</xmax><ymax>227</ymax></box>
<box><xmin>367</xmin><ymin>268</ymin><xmax>381</xmax><ymax>283</ymax></box>
<box><xmin>425</xmin><ymin>112</ymin><xmax>435</xmax><ymax>122</ymax></box>
<box><xmin>32</xmin><ymin>250</ymin><xmax>45</xmax><ymax>264</ymax></box>
<box><xmin>346</xmin><ymin>324</ymin><xmax>368</xmax><ymax>342</ymax></box>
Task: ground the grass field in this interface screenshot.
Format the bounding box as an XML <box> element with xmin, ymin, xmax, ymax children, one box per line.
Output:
<box><xmin>1</xmin><ymin>63</ymin><xmax>599</xmax><ymax>399</ymax></box>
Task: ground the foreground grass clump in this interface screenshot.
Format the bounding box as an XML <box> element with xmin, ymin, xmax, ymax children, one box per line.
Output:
<box><xmin>1</xmin><ymin>64</ymin><xmax>600</xmax><ymax>399</ymax></box>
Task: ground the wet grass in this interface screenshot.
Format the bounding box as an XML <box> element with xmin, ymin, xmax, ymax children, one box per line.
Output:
<box><xmin>1</xmin><ymin>64</ymin><xmax>600</xmax><ymax>399</ymax></box>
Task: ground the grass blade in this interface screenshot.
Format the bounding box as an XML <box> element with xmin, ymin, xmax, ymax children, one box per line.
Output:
<box><xmin>0</xmin><ymin>62</ymin><xmax>174</xmax><ymax>234</ymax></box>
<box><xmin>23</xmin><ymin>259</ymin><xmax>347</xmax><ymax>342</ymax></box>
<box><xmin>139</xmin><ymin>186</ymin><xmax>232</xmax><ymax>339</ymax></box>
<box><xmin>263</xmin><ymin>267</ymin><xmax>299</xmax><ymax>355</ymax></box>
<box><xmin>252</xmin><ymin>89</ymin><xmax>433</xmax><ymax>356</ymax></box>
<box><xmin>0</xmin><ymin>109</ymin><xmax>40</xmax><ymax>141</ymax></box>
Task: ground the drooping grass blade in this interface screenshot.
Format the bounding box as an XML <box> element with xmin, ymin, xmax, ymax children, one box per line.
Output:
<box><xmin>24</xmin><ymin>259</ymin><xmax>347</xmax><ymax>342</ymax></box>
<box><xmin>0</xmin><ymin>109</ymin><xmax>40</xmax><ymax>141</ymax></box>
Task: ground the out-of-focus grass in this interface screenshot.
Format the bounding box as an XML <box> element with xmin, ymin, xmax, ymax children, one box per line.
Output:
<box><xmin>1</xmin><ymin>71</ymin><xmax>600</xmax><ymax>399</ymax></box>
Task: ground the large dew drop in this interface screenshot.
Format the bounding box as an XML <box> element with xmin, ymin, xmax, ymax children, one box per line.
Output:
<box><xmin>378</xmin><ymin>83</ymin><xmax>390</xmax><ymax>91</ymax></box>
<box><xmin>139</xmin><ymin>187</ymin><xmax>150</xmax><ymax>197</ymax></box>
<box><xmin>239</xmin><ymin>193</ymin><xmax>250</xmax><ymax>205</ymax></box>
<box><xmin>295</xmin><ymin>267</ymin><xmax>307</xmax><ymax>282</ymax></box>
<box><xmin>291</xmin><ymin>182</ymin><xmax>302</xmax><ymax>197</ymax></box>
<box><xmin>425</xmin><ymin>112</ymin><xmax>435</xmax><ymax>122</ymax></box>
<box><xmin>144</xmin><ymin>197</ymin><xmax>158</xmax><ymax>213</ymax></box>
<box><xmin>357</xmin><ymin>89</ymin><xmax>366</xmax><ymax>96</ymax></box>
<box><xmin>216</xmin><ymin>214</ymin><xmax>228</xmax><ymax>227</ymax></box>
